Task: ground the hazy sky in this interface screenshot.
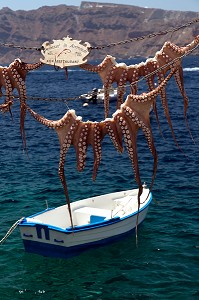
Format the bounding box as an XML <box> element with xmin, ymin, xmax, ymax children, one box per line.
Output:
<box><xmin>0</xmin><ymin>0</ymin><xmax>198</xmax><ymax>12</ymax></box>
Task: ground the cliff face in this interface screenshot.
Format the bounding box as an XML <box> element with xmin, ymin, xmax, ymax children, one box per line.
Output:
<box><xmin>0</xmin><ymin>1</ymin><xmax>198</xmax><ymax>64</ymax></box>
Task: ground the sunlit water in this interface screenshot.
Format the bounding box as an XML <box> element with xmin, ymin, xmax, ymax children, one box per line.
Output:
<box><xmin>0</xmin><ymin>56</ymin><xmax>198</xmax><ymax>299</ymax></box>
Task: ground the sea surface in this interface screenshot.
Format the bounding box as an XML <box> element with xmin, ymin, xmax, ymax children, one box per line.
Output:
<box><xmin>0</xmin><ymin>56</ymin><xmax>198</xmax><ymax>299</ymax></box>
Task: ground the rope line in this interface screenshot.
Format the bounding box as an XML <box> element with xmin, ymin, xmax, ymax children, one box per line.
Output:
<box><xmin>0</xmin><ymin>18</ymin><xmax>198</xmax><ymax>52</ymax></box>
<box><xmin>2</xmin><ymin>42</ymin><xmax>197</xmax><ymax>105</ymax></box>
<box><xmin>130</xmin><ymin>43</ymin><xmax>199</xmax><ymax>88</ymax></box>
<box><xmin>0</xmin><ymin>217</ymin><xmax>25</xmax><ymax>244</ymax></box>
<box><xmin>91</xmin><ymin>18</ymin><xmax>199</xmax><ymax>50</ymax></box>
<box><xmin>1</xmin><ymin>93</ymin><xmax>84</xmax><ymax>103</ymax></box>
<box><xmin>0</xmin><ymin>42</ymin><xmax>43</xmax><ymax>51</ymax></box>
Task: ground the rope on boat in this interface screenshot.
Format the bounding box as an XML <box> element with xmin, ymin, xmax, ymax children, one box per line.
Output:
<box><xmin>112</xmin><ymin>198</ymin><xmax>132</xmax><ymax>217</ymax></box>
<box><xmin>0</xmin><ymin>217</ymin><xmax>25</xmax><ymax>245</ymax></box>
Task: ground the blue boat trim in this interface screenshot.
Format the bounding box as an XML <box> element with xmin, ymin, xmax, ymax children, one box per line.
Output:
<box><xmin>26</xmin><ymin>207</ymin><xmax>56</xmax><ymax>219</ymax></box>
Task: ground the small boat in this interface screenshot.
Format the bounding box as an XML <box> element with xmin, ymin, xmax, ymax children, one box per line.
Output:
<box><xmin>18</xmin><ymin>186</ymin><xmax>152</xmax><ymax>259</ymax></box>
<box><xmin>81</xmin><ymin>87</ymin><xmax>118</xmax><ymax>103</ymax></box>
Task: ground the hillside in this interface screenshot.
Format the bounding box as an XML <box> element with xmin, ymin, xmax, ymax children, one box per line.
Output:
<box><xmin>0</xmin><ymin>1</ymin><xmax>198</xmax><ymax>64</ymax></box>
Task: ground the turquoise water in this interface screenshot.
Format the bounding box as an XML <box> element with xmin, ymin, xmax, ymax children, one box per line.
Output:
<box><xmin>0</xmin><ymin>56</ymin><xmax>198</xmax><ymax>299</ymax></box>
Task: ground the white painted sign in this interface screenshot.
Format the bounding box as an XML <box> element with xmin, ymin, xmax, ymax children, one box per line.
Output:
<box><xmin>40</xmin><ymin>36</ymin><xmax>91</xmax><ymax>68</ymax></box>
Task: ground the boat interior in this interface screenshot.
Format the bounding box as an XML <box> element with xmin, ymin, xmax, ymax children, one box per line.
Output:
<box><xmin>25</xmin><ymin>188</ymin><xmax>151</xmax><ymax>229</ymax></box>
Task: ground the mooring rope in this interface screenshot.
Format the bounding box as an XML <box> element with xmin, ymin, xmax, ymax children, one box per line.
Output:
<box><xmin>0</xmin><ymin>217</ymin><xmax>25</xmax><ymax>245</ymax></box>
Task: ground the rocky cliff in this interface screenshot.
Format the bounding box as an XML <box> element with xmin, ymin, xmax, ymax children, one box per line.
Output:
<box><xmin>0</xmin><ymin>1</ymin><xmax>198</xmax><ymax>64</ymax></box>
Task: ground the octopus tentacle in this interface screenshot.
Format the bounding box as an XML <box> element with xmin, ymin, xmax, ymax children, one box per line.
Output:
<box><xmin>10</xmin><ymin>67</ymin><xmax>27</xmax><ymax>149</ymax></box>
<box><xmin>80</xmin><ymin>55</ymin><xmax>117</xmax><ymax>73</ymax></box>
<box><xmin>157</xmin><ymin>35</ymin><xmax>199</xmax><ymax>74</ymax></box>
<box><xmin>116</xmin><ymin>67</ymin><xmax>128</xmax><ymax>109</ymax></box>
<box><xmin>26</xmin><ymin>105</ymin><xmax>75</xmax><ymax>130</ymax></box>
<box><xmin>173</xmin><ymin>66</ymin><xmax>194</xmax><ymax>141</ymax></box>
<box><xmin>113</xmin><ymin>108</ymin><xmax>143</xmax><ymax>225</ymax></box>
<box><xmin>26</xmin><ymin>104</ymin><xmax>78</xmax><ymax>227</ymax></box>
<box><xmin>81</xmin><ymin>56</ymin><xmax>129</xmax><ymax>117</ymax></box>
<box><xmin>143</xmin><ymin>69</ymin><xmax>164</xmax><ymax>136</ymax></box>
<box><xmin>138</xmin><ymin>58</ymin><xmax>180</xmax><ymax>142</ymax></box>
<box><xmin>1</xmin><ymin>68</ymin><xmax>14</xmax><ymax>114</ymax></box>
<box><xmin>156</xmin><ymin>69</ymin><xmax>182</xmax><ymax>149</ymax></box>
<box><xmin>154</xmin><ymin>35</ymin><xmax>199</xmax><ymax>112</ymax></box>
<box><xmin>127</xmin><ymin>66</ymin><xmax>140</xmax><ymax>95</ymax></box>
<box><xmin>174</xmin><ymin>66</ymin><xmax>189</xmax><ymax>114</ymax></box>
<box><xmin>114</xmin><ymin>111</ymin><xmax>141</xmax><ymax>188</ymax></box>
<box><xmin>0</xmin><ymin>59</ymin><xmax>44</xmax><ymax>149</ymax></box>
<box><xmin>122</xmin><ymin>105</ymin><xmax>158</xmax><ymax>191</ymax></box>
<box><xmin>145</xmin><ymin>65</ymin><xmax>164</xmax><ymax>136</ymax></box>
<box><xmin>72</xmin><ymin>121</ymin><xmax>90</xmax><ymax>172</ymax></box>
<box><xmin>21</xmin><ymin>61</ymin><xmax>44</xmax><ymax>71</ymax></box>
<box><xmin>58</xmin><ymin>117</ymin><xmax>81</xmax><ymax>228</ymax></box>
<box><xmin>125</xmin><ymin>68</ymin><xmax>178</xmax><ymax>153</ymax></box>
<box><xmin>103</xmin><ymin>64</ymin><xmax>128</xmax><ymax>117</ymax></box>
<box><xmin>126</xmin><ymin>67</ymin><xmax>177</xmax><ymax>109</ymax></box>
<box><xmin>103</xmin><ymin>65</ymin><xmax>115</xmax><ymax>118</ymax></box>
<box><xmin>103</xmin><ymin>118</ymin><xmax>123</xmax><ymax>153</ymax></box>
<box><xmin>152</xmin><ymin>100</ymin><xmax>164</xmax><ymax>138</ymax></box>
<box><xmin>27</xmin><ymin>104</ymin><xmax>104</xmax><ymax>221</ymax></box>
<box><xmin>89</xmin><ymin>122</ymin><xmax>103</xmax><ymax>181</ymax></box>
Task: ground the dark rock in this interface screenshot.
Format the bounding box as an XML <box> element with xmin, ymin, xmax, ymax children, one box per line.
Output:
<box><xmin>0</xmin><ymin>1</ymin><xmax>198</xmax><ymax>64</ymax></box>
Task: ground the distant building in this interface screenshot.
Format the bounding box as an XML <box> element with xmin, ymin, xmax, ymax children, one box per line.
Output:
<box><xmin>80</xmin><ymin>1</ymin><xmax>118</xmax><ymax>9</ymax></box>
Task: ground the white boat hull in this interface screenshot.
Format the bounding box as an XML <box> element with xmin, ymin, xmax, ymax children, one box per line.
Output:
<box><xmin>19</xmin><ymin>188</ymin><xmax>152</xmax><ymax>258</ymax></box>
<box><xmin>81</xmin><ymin>88</ymin><xmax>118</xmax><ymax>103</ymax></box>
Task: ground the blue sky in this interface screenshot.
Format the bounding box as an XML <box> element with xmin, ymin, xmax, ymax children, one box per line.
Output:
<box><xmin>0</xmin><ymin>0</ymin><xmax>198</xmax><ymax>12</ymax></box>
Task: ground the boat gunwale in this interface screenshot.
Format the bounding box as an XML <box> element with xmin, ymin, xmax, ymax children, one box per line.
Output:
<box><xmin>19</xmin><ymin>192</ymin><xmax>152</xmax><ymax>234</ymax></box>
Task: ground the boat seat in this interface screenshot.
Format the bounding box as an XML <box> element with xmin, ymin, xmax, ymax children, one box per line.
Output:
<box><xmin>74</xmin><ymin>206</ymin><xmax>111</xmax><ymax>225</ymax></box>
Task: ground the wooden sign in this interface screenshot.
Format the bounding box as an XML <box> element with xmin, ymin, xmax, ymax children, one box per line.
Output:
<box><xmin>40</xmin><ymin>36</ymin><xmax>91</xmax><ymax>68</ymax></box>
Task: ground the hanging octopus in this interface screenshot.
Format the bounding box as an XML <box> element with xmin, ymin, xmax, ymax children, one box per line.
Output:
<box><xmin>0</xmin><ymin>59</ymin><xmax>44</xmax><ymax>149</ymax></box>
<box><xmin>25</xmin><ymin>67</ymin><xmax>177</xmax><ymax>227</ymax></box>
<box><xmin>80</xmin><ymin>35</ymin><xmax>199</xmax><ymax>145</ymax></box>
